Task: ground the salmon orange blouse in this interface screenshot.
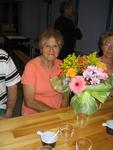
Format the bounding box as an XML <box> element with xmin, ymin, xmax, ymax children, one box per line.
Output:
<box><xmin>21</xmin><ymin>57</ymin><xmax>63</xmax><ymax>115</ymax></box>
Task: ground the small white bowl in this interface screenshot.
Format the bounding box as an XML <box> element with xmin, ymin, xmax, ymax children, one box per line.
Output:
<box><xmin>102</xmin><ymin>120</ymin><xmax>113</xmax><ymax>135</ymax></box>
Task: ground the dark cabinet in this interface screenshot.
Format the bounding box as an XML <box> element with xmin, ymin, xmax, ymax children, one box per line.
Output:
<box><xmin>0</xmin><ymin>0</ymin><xmax>19</xmax><ymax>36</ymax></box>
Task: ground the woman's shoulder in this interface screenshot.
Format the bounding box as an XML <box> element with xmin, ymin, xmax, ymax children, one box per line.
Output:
<box><xmin>25</xmin><ymin>56</ymin><xmax>40</xmax><ymax>69</ymax></box>
<box><xmin>27</xmin><ymin>56</ymin><xmax>40</xmax><ymax>64</ymax></box>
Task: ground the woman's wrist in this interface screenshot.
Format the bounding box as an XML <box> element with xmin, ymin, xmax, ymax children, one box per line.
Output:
<box><xmin>4</xmin><ymin>108</ymin><xmax>13</xmax><ymax>118</ymax></box>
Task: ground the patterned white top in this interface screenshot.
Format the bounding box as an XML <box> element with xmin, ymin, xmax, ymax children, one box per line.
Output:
<box><xmin>0</xmin><ymin>49</ymin><xmax>21</xmax><ymax>109</ymax></box>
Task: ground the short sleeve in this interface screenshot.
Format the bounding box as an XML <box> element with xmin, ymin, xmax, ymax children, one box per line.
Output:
<box><xmin>21</xmin><ymin>62</ymin><xmax>36</xmax><ymax>85</ymax></box>
<box><xmin>5</xmin><ymin>56</ymin><xmax>21</xmax><ymax>87</ymax></box>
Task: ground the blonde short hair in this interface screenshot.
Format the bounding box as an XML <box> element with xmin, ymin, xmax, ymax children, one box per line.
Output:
<box><xmin>38</xmin><ymin>27</ymin><xmax>64</xmax><ymax>49</ymax></box>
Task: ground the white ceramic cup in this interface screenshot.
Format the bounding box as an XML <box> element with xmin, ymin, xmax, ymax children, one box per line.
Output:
<box><xmin>38</xmin><ymin>131</ymin><xmax>57</xmax><ymax>148</ymax></box>
<box><xmin>102</xmin><ymin>120</ymin><xmax>113</xmax><ymax>129</ymax></box>
<box><xmin>102</xmin><ymin>120</ymin><xmax>113</xmax><ymax>135</ymax></box>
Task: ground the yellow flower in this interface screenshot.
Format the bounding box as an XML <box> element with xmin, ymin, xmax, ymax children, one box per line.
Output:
<box><xmin>86</xmin><ymin>52</ymin><xmax>100</xmax><ymax>65</ymax></box>
<box><xmin>96</xmin><ymin>62</ymin><xmax>108</xmax><ymax>72</ymax></box>
<box><xmin>66</xmin><ymin>68</ymin><xmax>77</xmax><ymax>78</ymax></box>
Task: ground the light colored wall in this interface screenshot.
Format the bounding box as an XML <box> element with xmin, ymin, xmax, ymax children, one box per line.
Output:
<box><xmin>77</xmin><ymin>0</ymin><xmax>110</xmax><ymax>54</ymax></box>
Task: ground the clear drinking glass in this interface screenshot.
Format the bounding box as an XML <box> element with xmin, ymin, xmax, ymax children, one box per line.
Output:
<box><xmin>75</xmin><ymin>113</ymin><xmax>89</xmax><ymax>128</ymax></box>
<box><xmin>59</xmin><ymin>123</ymin><xmax>74</xmax><ymax>141</ymax></box>
<box><xmin>76</xmin><ymin>137</ymin><xmax>92</xmax><ymax>150</ymax></box>
<box><xmin>37</xmin><ymin>145</ymin><xmax>54</xmax><ymax>150</ymax></box>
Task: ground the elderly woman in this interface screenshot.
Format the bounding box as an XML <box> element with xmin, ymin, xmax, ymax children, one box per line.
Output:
<box><xmin>98</xmin><ymin>31</ymin><xmax>113</xmax><ymax>97</ymax></box>
<box><xmin>21</xmin><ymin>28</ymin><xmax>69</xmax><ymax>115</ymax></box>
<box><xmin>98</xmin><ymin>31</ymin><xmax>113</xmax><ymax>74</ymax></box>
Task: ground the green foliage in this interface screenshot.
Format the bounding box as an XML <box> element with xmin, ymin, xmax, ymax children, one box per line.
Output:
<box><xmin>90</xmin><ymin>91</ymin><xmax>110</xmax><ymax>103</ymax></box>
<box><xmin>51</xmin><ymin>52</ymin><xmax>113</xmax><ymax>115</ymax></box>
<box><xmin>60</xmin><ymin>53</ymin><xmax>77</xmax><ymax>73</ymax></box>
<box><xmin>50</xmin><ymin>76</ymin><xmax>70</xmax><ymax>93</ymax></box>
<box><xmin>104</xmin><ymin>74</ymin><xmax>113</xmax><ymax>88</ymax></box>
<box><xmin>86</xmin><ymin>52</ymin><xmax>100</xmax><ymax>66</ymax></box>
<box><xmin>70</xmin><ymin>74</ymin><xmax>113</xmax><ymax>115</ymax></box>
<box><xmin>70</xmin><ymin>91</ymin><xmax>98</xmax><ymax>115</ymax></box>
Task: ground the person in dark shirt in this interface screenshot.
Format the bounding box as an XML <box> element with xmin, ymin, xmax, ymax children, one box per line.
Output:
<box><xmin>54</xmin><ymin>1</ymin><xmax>82</xmax><ymax>60</ymax></box>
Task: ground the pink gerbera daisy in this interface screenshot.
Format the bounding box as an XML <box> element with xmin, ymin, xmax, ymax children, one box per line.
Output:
<box><xmin>69</xmin><ymin>76</ymin><xmax>86</xmax><ymax>94</ymax></box>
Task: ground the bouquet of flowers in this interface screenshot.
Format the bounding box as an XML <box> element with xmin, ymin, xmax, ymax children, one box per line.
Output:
<box><xmin>51</xmin><ymin>52</ymin><xmax>113</xmax><ymax>115</ymax></box>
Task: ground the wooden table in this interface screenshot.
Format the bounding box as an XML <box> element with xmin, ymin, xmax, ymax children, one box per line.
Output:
<box><xmin>0</xmin><ymin>99</ymin><xmax>113</xmax><ymax>150</ymax></box>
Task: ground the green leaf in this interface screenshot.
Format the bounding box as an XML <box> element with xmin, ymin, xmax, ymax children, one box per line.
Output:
<box><xmin>104</xmin><ymin>74</ymin><xmax>113</xmax><ymax>88</ymax></box>
<box><xmin>86</xmin><ymin>52</ymin><xmax>100</xmax><ymax>65</ymax></box>
<box><xmin>86</xmin><ymin>83</ymin><xmax>112</xmax><ymax>92</ymax></box>
<box><xmin>50</xmin><ymin>77</ymin><xmax>70</xmax><ymax>93</ymax></box>
<box><xmin>70</xmin><ymin>91</ymin><xmax>98</xmax><ymax>115</ymax></box>
<box><xmin>89</xmin><ymin>91</ymin><xmax>110</xmax><ymax>103</ymax></box>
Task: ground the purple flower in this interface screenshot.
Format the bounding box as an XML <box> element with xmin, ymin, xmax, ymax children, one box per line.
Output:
<box><xmin>83</xmin><ymin>66</ymin><xmax>108</xmax><ymax>85</ymax></box>
<box><xmin>90</xmin><ymin>77</ymin><xmax>100</xmax><ymax>85</ymax></box>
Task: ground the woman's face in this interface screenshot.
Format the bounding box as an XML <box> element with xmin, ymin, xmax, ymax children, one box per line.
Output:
<box><xmin>102</xmin><ymin>36</ymin><xmax>113</xmax><ymax>58</ymax></box>
<box><xmin>41</xmin><ymin>37</ymin><xmax>60</xmax><ymax>61</ymax></box>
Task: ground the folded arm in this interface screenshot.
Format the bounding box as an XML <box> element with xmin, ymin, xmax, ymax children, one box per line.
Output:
<box><xmin>23</xmin><ymin>85</ymin><xmax>54</xmax><ymax>112</ymax></box>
